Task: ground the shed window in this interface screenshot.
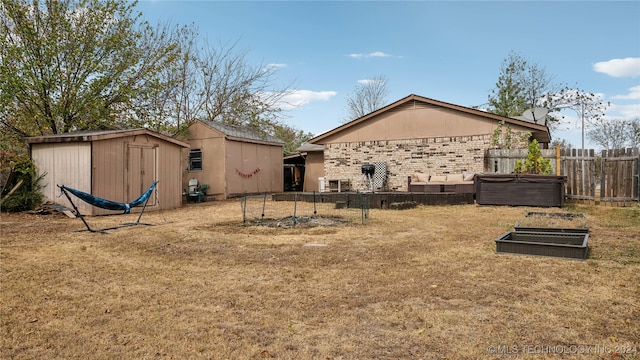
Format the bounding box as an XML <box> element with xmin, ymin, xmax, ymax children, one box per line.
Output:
<box><xmin>189</xmin><ymin>149</ymin><xmax>202</xmax><ymax>171</ymax></box>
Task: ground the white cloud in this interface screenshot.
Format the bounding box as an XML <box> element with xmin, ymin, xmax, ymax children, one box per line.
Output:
<box><xmin>348</xmin><ymin>51</ymin><xmax>393</xmax><ymax>59</ymax></box>
<box><xmin>277</xmin><ymin>90</ymin><xmax>337</xmax><ymax>110</ymax></box>
<box><xmin>611</xmin><ymin>102</ymin><xmax>640</xmax><ymax>119</ymax></box>
<box><xmin>611</xmin><ymin>85</ymin><xmax>640</xmax><ymax>100</ymax></box>
<box><xmin>593</xmin><ymin>57</ymin><xmax>640</xmax><ymax>77</ymax></box>
<box><xmin>266</xmin><ymin>63</ymin><xmax>287</xmax><ymax>69</ymax></box>
<box><xmin>357</xmin><ymin>78</ymin><xmax>386</xmax><ymax>86</ymax></box>
<box><xmin>356</xmin><ymin>79</ymin><xmax>373</xmax><ymax>85</ymax></box>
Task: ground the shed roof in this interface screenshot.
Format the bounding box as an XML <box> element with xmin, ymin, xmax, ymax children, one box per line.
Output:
<box><xmin>25</xmin><ymin>128</ymin><xmax>189</xmax><ymax>148</ymax></box>
<box><xmin>284</xmin><ymin>142</ymin><xmax>324</xmax><ymax>162</ymax></box>
<box><xmin>198</xmin><ymin>120</ymin><xmax>284</xmax><ymax>146</ymax></box>
<box><xmin>308</xmin><ymin>94</ymin><xmax>551</xmax><ymax>144</ymax></box>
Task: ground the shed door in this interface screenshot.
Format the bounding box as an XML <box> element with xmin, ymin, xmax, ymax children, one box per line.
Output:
<box><xmin>127</xmin><ymin>143</ymin><xmax>157</xmax><ymax>206</ymax></box>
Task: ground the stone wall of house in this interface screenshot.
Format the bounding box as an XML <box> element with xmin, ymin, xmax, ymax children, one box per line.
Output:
<box><xmin>324</xmin><ymin>134</ymin><xmax>496</xmax><ymax>191</ymax></box>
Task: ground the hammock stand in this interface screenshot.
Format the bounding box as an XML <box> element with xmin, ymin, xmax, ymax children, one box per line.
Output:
<box><xmin>58</xmin><ymin>181</ymin><xmax>158</xmax><ymax>233</ymax></box>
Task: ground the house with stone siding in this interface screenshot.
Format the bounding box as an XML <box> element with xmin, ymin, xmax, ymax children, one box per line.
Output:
<box><xmin>301</xmin><ymin>94</ymin><xmax>551</xmax><ymax>192</ymax></box>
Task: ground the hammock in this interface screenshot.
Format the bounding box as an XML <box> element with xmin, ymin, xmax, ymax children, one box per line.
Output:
<box><xmin>58</xmin><ymin>181</ymin><xmax>158</xmax><ymax>233</ymax></box>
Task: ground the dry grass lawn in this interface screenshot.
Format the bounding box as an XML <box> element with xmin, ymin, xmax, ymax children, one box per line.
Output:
<box><xmin>1</xmin><ymin>199</ymin><xmax>639</xmax><ymax>359</ymax></box>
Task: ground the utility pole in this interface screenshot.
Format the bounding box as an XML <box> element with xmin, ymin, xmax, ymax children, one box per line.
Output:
<box><xmin>581</xmin><ymin>101</ymin><xmax>585</xmax><ymax>155</ymax></box>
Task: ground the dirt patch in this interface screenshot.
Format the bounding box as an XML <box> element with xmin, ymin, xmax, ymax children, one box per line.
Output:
<box><xmin>251</xmin><ymin>215</ymin><xmax>351</xmax><ymax>228</ymax></box>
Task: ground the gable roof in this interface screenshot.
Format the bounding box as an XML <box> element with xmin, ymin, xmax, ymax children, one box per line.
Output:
<box><xmin>197</xmin><ymin>120</ymin><xmax>284</xmax><ymax>146</ymax></box>
<box><xmin>308</xmin><ymin>94</ymin><xmax>551</xmax><ymax>144</ymax></box>
<box><xmin>25</xmin><ymin>128</ymin><xmax>189</xmax><ymax>148</ymax></box>
<box><xmin>296</xmin><ymin>142</ymin><xmax>324</xmax><ymax>152</ymax></box>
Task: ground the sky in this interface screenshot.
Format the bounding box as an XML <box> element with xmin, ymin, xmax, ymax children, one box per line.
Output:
<box><xmin>135</xmin><ymin>0</ymin><xmax>640</xmax><ymax>150</ymax></box>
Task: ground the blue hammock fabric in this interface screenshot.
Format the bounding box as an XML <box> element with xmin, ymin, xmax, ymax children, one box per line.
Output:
<box><xmin>59</xmin><ymin>181</ymin><xmax>158</xmax><ymax>214</ymax></box>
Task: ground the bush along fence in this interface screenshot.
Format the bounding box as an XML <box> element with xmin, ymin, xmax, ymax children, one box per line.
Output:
<box><xmin>240</xmin><ymin>192</ymin><xmax>370</xmax><ymax>227</ymax></box>
<box><xmin>485</xmin><ymin>146</ymin><xmax>640</xmax><ymax>206</ymax></box>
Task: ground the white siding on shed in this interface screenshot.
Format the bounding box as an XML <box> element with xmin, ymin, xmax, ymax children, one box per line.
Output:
<box><xmin>32</xmin><ymin>142</ymin><xmax>92</xmax><ymax>214</ymax></box>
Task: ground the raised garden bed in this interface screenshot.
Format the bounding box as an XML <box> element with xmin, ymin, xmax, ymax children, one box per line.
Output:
<box><xmin>497</xmin><ymin>212</ymin><xmax>589</xmax><ymax>260</ymax></box>
<box><xmin>514</xmin><ymin>212</ymin><xmax>589</xmax><ymax>234</ymax></box>
<box><xmin>496</xmin><ymin>231</ymin><xmax>589</xmax><ymax>260</ymax></box>
<box><xmin>513</xmin><ymin>226</ymin><xmax>588</xmax><ymax>234</ymax></box>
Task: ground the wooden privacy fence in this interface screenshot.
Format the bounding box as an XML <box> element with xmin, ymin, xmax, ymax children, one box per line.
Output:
<box><xmin>485</xmin><ymin>147</ymin><xmax>640</xmax><ymax>205</ymax></box>
<box><xmin>484</xmin><ymin>148</ymin><xmax>558</xmax><ymax>175</ymax></box>
<box><xmin>561</xmin><ymin>149</ymin><xmax>596</xmax><ymax>202</ymax></box>
<box><xmin>600</xmin><ymin>148</ymin><xmax>639</xmax><ymax>204</ymax></box>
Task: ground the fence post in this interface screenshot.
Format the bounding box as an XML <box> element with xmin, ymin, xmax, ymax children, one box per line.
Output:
<box><xmin>360</xmin><ymin>192</ymin><xmax>369</xmax><ymax>224</ymax></box>
<box><xmin>293</xmin><ymin>192</ymin><xmax>298</xmax><ymax>226</ymax></box>
<box><xmin>313</xmin><ymin>191</ymin><xmax>317</xmax><ymax>215</ymax></box>
<box><xmin>556</xmin><ymin>145</ymin><xmax>561</xmax><ymax>176</ymax></box>
<box><xmin>590</xmin><ymin>149</ymin><xmax>596</xmax><ymax>200</ymax></box>
<box><xmin>261</xmin><ymin>192</ymin><xmax>267</xmax><ymax>221</ymax></box>
<box><xmin>600</xmin><ymin>149</ymin><xmax>606</xmax><ymax>201</ymax></box>
<box><xmin>360</xmin><ymin>192</ymin><xmax>364</xmax><ymax>224</ymax></box>
<box><xmin>241</xmin><ymin>195</ymin><xmax>247</xmax><ymax>224</ymax></box>
<box><xmin>634</xmin><ymin>148</ymin><xmax>640</xmax><ymax>200</ymax></box>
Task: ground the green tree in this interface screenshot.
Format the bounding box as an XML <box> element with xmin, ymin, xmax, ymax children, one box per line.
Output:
<box><xmin>488</xmin><ymin>51</ymin><xmax>608</xmax><ymax>134</ymax></box>
<box><xmin>271</xmin><ymin>123</ymin><xmax>314</xmax><ymax>156</ymax></box>
<box><xmin>488</xmin><ymin>50</ymin><xmax>564</xmax><ymax>120</ymax></box>
<box><xmin>0</xmin><ymin>0</ymin><xmax>181</xmax><ymax>137</ymax></box>
<box><xmin>1</xmin><ymin>0</ymin><xmax>308</xmax><ymax>184</ymax></box>
<box><xmin>488</xmin><ymin>51</ymin><xmax>528</xmax><ymax>118</ymax></box>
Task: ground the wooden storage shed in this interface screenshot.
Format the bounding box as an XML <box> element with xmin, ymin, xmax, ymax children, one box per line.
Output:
<box><xmin>184</xmin><ymin>120</ymin><xmax>284</xmax><ymax>199</ymax></box>
<box><xmin>27</xmin><ymin>129</ymin><xmax>189</xmax><ymax>216</ymax></box>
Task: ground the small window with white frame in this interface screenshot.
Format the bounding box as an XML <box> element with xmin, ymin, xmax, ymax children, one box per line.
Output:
<box><xmin>189</xmin><ymin>149</ymin><xmax>202</xmax><ymax>171</ymax></box>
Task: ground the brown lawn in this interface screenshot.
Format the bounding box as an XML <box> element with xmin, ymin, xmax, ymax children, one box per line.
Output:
<box><xmin>1</xmin><ymin>199</ymin><xmax>639</xmax><ymax>360</ymax></box>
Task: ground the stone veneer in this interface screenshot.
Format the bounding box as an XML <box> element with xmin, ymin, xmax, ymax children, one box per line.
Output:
<box><xmin>324</xmin><ymin>134</ymin><xmax>494</xmax><ymax>191</ymax></box>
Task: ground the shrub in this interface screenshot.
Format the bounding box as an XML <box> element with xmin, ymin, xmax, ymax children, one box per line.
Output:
<box><xmin>389</xmin><ymin>201</ymin><xmax>418</xmax><ymax>210</ymax></box>
<box><xmin>514</xmin><ymin>139</ymin><xmax>552</xmax><ymax>174</ymax></box>
<box><xmin>1</xmin><ymin>160</ymin><xmax>45</xmax><ymax>212</ymax></box>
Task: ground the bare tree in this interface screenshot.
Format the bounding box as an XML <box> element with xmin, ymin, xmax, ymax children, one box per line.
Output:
<box><xmin>630</xmin><ymin>118</ymin><xmax>640</xmax><ymax>148</ymax></box>
<box><xmin>550</xmin><ymin>89</ymin><xmax>609</xmax><ymax>149</ymax></box>
<box><xmin>200</xmin><ymin>42</ymin><xmax>291</xmax><ymax>126</ymax></box>
<box><xmin>587</xmin><ymin>117</ymin><xmax>640</xmax><ymax>150</ymax></box>
<box><xmin>587</xmin><ymin>118</ymin><xmax>630</xmax><ymax>150</ymax></box>
<box><xmin>550</xmin><ymin>138</ymin><xmax>573</xmax><ymax>151</ymax></box>
<box><xmin>550</xmin><ymin>89</ymin><xmax>608</xmax><ymax>122</ymax></box>
<box><xmin>127</xmin><ymin>22</ymin><xmax>199</xmax><ymax>133</ymax></box>
<box><xmin>145</xmin><ymin>34</ymin><xmax>295</xmax><ymax>135</ymax></box>
<box><xmin>344</xmin><ymin>75</ymin><xmax>389</xmax><ymax>121</ymax></box>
